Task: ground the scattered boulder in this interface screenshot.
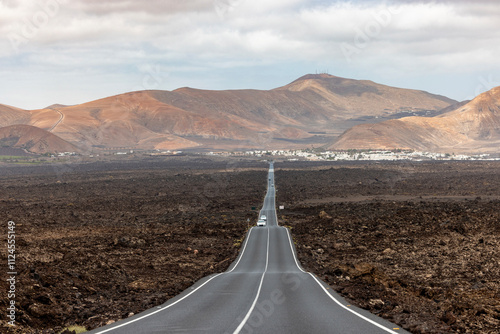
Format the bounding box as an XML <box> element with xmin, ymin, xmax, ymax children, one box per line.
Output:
<box><xmin>319</xmin><ymin>211</ymin><xmax>332</xmax><ymax>219</ymax></box>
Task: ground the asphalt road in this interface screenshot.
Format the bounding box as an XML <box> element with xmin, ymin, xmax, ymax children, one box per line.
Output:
<box><xmin>89</xmin><ymin>163</ymin><xmax>409</xmax><ymax>334</ymax></box>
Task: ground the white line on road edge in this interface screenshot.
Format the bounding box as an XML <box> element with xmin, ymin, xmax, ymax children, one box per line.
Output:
<box><xmin>227</xmin><ymin>227</ymin><xmax>254</xmax><ymax>273</ymax></box>
<box><xmin>308</xmin><ymin>274</ymin><xmax>400</xmax><ymax>334</ymax></box>
<box><xmin>283</xmin><ymin>227</ymin><xmax>306</xmax><ymax>273</ymax></box>
<box><xmin>284</xmin><ymin>228</ymin><xmax>399</xmax><ymax>333</ymax></box>
<box><xmin>93</xmin><ymin>226</ymin><xmax>257</xmax><ymax>333</ymax></box>
<box><xmin>233</xmin><ymin>228</ymin><xmax>270</xmax><ymax>334</ymax></box>
<box><xmin>282</xmin><ymin>212</ymin><xmax>399</xmax><ymax>333</ymax></box>
<box><xmin>92</xmin><ymin>272</ymin><xmax>224</xmax><ymax>334</ymax></box>
<box><xmin>277</xmin><ymin>177</ymin><xmax>399</xmax><ymax>333</ymax></box>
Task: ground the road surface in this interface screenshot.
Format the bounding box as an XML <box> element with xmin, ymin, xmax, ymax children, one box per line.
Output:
<box><xmin>89</xmin><ymin>163</ymin><xmax>409</xmax><ymax>334</ymax></box>
<box><xmin>48</xmin><ymin>109</ymin><xmax>64</xmax><ymax>132</ymax></box>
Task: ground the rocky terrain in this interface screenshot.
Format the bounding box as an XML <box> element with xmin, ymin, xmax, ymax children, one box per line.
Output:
<box><xmin>0</xmin><ymin>157</ymin><xmax>268</xmax><ymax>333</ymax></box>
<box><xmin>276</xmin><ymin>161</ymin><xmax>500</xmax><ymax>333</ymax></box>
<box><xmin>0</xmin><ymin>158</ymin><xmax>499</xmax><ymax>333</ymax></box>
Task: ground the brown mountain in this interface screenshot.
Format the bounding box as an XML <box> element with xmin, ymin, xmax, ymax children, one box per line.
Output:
<box><xmin>330</xmin><ymin>86</ymin><xmax>500</xmax><ymax>153</ymax></box>
<box><xmin>275</xmin><ymin>74</ymin><xmax>454</xmax><ymax>117</ymax></box>
<box><xmin>1</xmin><ymin>74</ymin><xmax>456</xmax><ymax>152</ymax></box>
<box><xmin>0</xmin><ymin>104</ymin><xmax>30</xmax><ymax>126</ymax></box>
<box><xmin>0</xmin><ymin>124</ymin><xmax>78</xmax><ymax>154</ymax></box>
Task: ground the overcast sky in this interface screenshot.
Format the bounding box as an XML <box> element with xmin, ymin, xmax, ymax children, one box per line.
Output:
<box><xmin>1</xmin><ymin>0</ymin><xmax>500</xmax><ymax>109</ymax></box>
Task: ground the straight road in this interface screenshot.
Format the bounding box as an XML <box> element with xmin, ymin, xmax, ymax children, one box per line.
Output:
<box><xmin>89</xmin><ymin>163</ymin><xmax>409</xmax><ymax>334</ymax></box>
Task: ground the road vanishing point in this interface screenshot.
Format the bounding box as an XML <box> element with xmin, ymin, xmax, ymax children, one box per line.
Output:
<box><xmin>88</xmin><ymin>163</ymin><xmax>409</xmax><ymax>334</ymax></box>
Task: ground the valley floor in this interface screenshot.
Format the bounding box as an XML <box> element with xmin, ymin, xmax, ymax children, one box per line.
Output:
<box><xmin>276</xmin><ymin>161</ymin><xmax>500</xmax><ymax>334</ymax></box>
<box><xmin>0</xmin><ymin>158</ymin><xmax>499</xmax><ymax>333</ymax></box>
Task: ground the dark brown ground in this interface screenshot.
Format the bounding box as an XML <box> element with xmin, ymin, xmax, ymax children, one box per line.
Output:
<box><xmin>0</xmin><ymin>158</ymin><xmax>499</xmax><ymax>333</ymax></box>
<box><xmin>0</xmin><ymin>157</ymin><xmax>268</xmax><ymax>333</ymax></box>
<box><xmin>275</xmin><ymin>161</ymin><xmax>500</xmax><ymax>334</ymax></box>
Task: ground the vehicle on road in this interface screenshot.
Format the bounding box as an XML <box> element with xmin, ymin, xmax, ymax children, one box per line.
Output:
<box><xmin>88</xmin><ymin>163</ymin><xmax>408</xmax><ymax>334</ymax></box>
<box><xmin>260</xmin><ymin>215</ymin><xmax>267</xmax><ymax>221</ymax></box>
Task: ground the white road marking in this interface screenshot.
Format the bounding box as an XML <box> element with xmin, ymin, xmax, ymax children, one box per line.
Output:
<box><xmin>308</xmin><ymin>274</ymin><xmax>400</xmax><ymax>334</ymax></box>
<box><xmin>277</xmin><ymin>172</ymin><xmax>399</xmax><ymax>334</ymax></box>
<box><xmin>93</xmin><ymin>224</ymin><xmax>257</xmax><ymax>333</ymax></box>
<box><xmin>283</xmin><ymin>227</ymin><xmax>306</xmax><ymax>273</ymax></box>
<box><xmin>96</xmin><ymin>179</ymin><xmax>272</xmax><ymax>333</ymax></box>
<box><xmin>227</xmin><ymin>227</ymin><xmax>254</xmax><ymax>273</ymax></box>
<box><xmin>92</xmin><ymin>272</ymin><xmax>224</xmax><ymax>334</ymax></box>
<box><xmin>233</xmin><ymin>226</ymin><xmax>270</xmax><ymax>334</ymax></box>
<box><xmin>93</xmin><ymin>164</ymin><xmax>402</xmax><ymax>334</ymax></box>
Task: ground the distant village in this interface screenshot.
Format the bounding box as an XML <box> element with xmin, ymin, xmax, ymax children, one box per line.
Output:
<box><xmin>207</xmin><ymin>149</ymin><xmax>500</xmax><ymax>161</ymax></box>
<box><xmin>43</xmin><ymin>148</ymin><xmax>500</xmax><ymax>162</ymax></box>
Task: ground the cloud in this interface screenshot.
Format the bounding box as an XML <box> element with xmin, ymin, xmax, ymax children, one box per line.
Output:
<box><xmin>0</xmin><ymin>0</ymin><xmax>499</xmax><ymax>108</ymax></box>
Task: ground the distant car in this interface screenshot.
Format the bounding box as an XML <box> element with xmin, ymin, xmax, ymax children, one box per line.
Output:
<box><xmin>260</xmin><ymin>215</ymin><xmax>267</xmax><ymax>221</ymax></box>
<box><xmin>257</xmin><ymin>219</ymin><xmax>266</xmax><ymax>227</ymax></box>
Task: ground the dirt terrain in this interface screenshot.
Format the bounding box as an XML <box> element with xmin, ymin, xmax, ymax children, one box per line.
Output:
<box><xmin>0</xmin><ymin>157</ymin><xmax>268</xmax><ymax>333</ymax></box>
<box><xmin>0</xmin><ymin>158</ymin><xmax>499</xmax><ymax>333</ymax></box>
<box><xmin>276</xmin><ymin>161</ymin><xmax>500</xmax><ymax>333</ymax></box>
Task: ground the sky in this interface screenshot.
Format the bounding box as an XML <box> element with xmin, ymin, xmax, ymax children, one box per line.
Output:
<box><xmin>1</xmin><ymin>0</ymin><xmax>500</xmax><ymax>110</ymax></box>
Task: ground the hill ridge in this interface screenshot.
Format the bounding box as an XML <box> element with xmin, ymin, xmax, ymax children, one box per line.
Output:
<box><xmin>0</xmin><ymin>74</ymin><xmax>457</xmax><ymax>152</ymax></box>
<box><xmin>331</xmin><ymin>85</ymin><xmax>500</xmax><ymax>153</ymax></box>
<box><xmin>0</xmin><ymin>124</ymin><xmax>78</xmax><ymax>154</ymax></box>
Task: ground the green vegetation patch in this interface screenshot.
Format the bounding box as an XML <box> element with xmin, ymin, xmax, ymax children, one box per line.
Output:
<box><xmin>0</xmin><ymin>156</ymin><xmax>27</xmax><ymax>160</ymax></box>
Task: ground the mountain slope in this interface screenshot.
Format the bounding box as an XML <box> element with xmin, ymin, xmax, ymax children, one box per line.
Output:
<box><xmin>0</xmin><ymin>104</ymin><xmax>30</xmax><ymax>126</ymax></box>
<box><xmin>330</xmin><ymin>86</ymin><xmax>500</xmax><ymax>153</ymax></box>
<box><xmin>276</xmin><ymin>74</ymin><xmax>455</xmax><ymax>118</ymax></box>
<box><xmin>0</xmin><ymin>124</ymin><xmax>78</xmax><ymax>154</ymax></box>
<box><xmin>1</xmin><ymin>74</ymin><xmax>457</xmax><ymax>152</ymax></box>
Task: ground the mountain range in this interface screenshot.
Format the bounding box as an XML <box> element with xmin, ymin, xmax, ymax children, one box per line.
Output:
<box><xmin>6</xmin><ymin>74</ymin><xmax>500</xmax><ymax>155</ymax></box>
<box><xmin>331</xmin><ymin>86</ymin><xmax>500</xmax><ymax>153</ymax></box>
<box><xmin>0</xmin><ymin>74</ymin><xmax>461</xmax><ymax>154</ymax></box>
